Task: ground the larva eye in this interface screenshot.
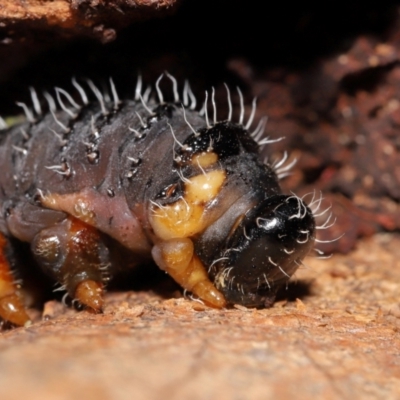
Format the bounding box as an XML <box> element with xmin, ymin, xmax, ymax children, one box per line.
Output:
<box><xmin>213</xmin><ymin>194</ymin><xmax>316</xmax><ymax>307</ymax></box>
<box><xmin>155</xmin><ymin>182</ymin><xmax>183</xmax><ymax>204</ymax></box>
<box><xmin>165</xmin><ymin>184</ymin><xmax>178</xmax><ymax>198</ymax></box>
<box><xmin>158</xmin><ymin>183</ymin><xmax>179</xmax><ymax>199</ymax></box>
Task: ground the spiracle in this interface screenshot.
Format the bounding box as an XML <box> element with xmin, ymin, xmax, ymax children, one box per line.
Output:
<box><xmin>0</xmin><ymin>74</ymin><xmax>330</xmax><ymax>327</ymax></box>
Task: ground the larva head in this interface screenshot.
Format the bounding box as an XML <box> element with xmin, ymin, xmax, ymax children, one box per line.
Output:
<box><xmin>210</xmin><ymin>194</ymin><xmax>315</xmax><ymax>307</ymax></box>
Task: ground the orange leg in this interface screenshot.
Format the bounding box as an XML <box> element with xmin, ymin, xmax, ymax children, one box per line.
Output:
<box><xmin>152</xmin><ymin>238</ymin><xmax>226</xmax><ymax>308</ymax></box>
<box><xmin>0</xmin><ymin>233</ymin><xmax>30</xmax><ymax>326</ymax></box>
<box><xmin>31</xmin><ymin>217</ymin><xmax>109</xmax><ymax>313</ymax></box>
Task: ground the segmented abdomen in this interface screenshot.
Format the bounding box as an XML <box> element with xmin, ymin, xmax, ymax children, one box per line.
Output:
<box><xmin>0</xmin><ymin>97</ymin><xmax>205</xmax><ymax>243</ymax></box>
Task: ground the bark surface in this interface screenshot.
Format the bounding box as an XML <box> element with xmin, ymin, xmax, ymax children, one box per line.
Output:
<box><xmin>1</xmin><ymin>234</ymin><xmax>400</xmax><ymax>400</ymax></box>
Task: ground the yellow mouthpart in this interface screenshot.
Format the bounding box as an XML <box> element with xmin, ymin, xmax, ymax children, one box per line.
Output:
<box><xmin>150</xmin><ymin>169</ymin><xmax>226</xmax><ymax>240</ymax></box>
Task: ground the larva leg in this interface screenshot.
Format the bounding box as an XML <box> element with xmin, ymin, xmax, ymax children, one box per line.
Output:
<box><xmin>31</xmin><ymin>217</ymin><xmax>110</xmax><ymax>312</ymax></box>
<box><xmin>152</xmin><ymin>238</ymin><xmax>226</xmax><ymax>308</ymax></box>
<box><xmin>0</xmin><ymin>233</ymin><xmax>31</xmax><ymax>326</ymax></box>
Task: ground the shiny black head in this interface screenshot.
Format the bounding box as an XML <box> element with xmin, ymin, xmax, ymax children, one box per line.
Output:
<box><xmin>211</xmin><ymin>194</ymin><xmax>315</xmax><ymax>307</ymax></box>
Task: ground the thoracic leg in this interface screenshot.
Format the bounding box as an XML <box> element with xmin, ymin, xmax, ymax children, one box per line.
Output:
<box><xmin>0</xmin><ymin>233</ymin><xmax>31</xmax><ymax>326</ymax></box>
<box><xmin>31</xmin><ymin>216</ymin><xmax>111</xmax><ymax>312</ymax></box>
<box><xmin>152</xmin><ymin>238</ymin><xmax>226</xmax><ymax>308</ymax></box>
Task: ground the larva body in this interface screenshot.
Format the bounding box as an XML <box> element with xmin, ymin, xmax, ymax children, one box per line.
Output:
<box><xmin>0</xmin><ymin>76</ymin><xmax>316</xmax><ymax>327</ymax></box>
